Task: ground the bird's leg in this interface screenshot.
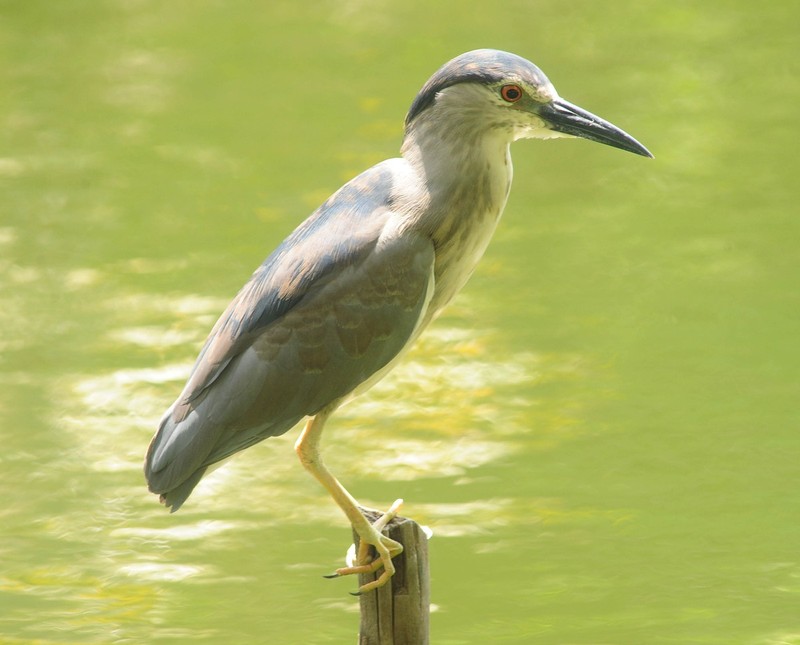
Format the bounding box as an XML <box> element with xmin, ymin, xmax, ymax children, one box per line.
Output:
<box><xmin>295</xmin><ymin>409</ymin><xmax>404</xmax><ymax>593</ymax></box>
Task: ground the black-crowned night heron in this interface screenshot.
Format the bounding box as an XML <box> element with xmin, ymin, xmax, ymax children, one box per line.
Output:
<box><xmin>145</xmin><ymin>49</ymin><xmax>652</xmax><ymax>593</ymax></box>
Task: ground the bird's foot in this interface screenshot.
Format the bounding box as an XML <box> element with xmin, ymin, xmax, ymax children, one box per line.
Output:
<box><xmin>325</xmin><ymin>498</ymin><xmax>404</xmax><ymax>594</ymax></box>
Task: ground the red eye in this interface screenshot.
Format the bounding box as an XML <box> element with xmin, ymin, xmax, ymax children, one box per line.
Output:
<box><xmin>500</xmin><ymin>84</ymin><xmax>523</xmax><ymax>102</ymax></box>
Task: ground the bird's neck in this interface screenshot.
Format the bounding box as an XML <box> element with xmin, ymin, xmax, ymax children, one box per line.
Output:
<box><xmin>400</xmin><ymin>115</ymin><xmax>514</xmax><ymax>310</ymax></box>
<box><xmin>401</xmin><ymin>118</ymin><xmax>513</xmax><ymax>220</ymax></box>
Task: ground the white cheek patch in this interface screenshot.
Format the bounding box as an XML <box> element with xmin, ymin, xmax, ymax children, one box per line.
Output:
<box><xmin>514</xmin><ymin>119</ymin><xmax>573</xmax><ymax>142</ymax></box>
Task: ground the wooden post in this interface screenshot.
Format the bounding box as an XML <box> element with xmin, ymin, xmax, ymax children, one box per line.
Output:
<box><xmin>354</xmin><ymin>508</ymin><xmax>430</xmax><ymax>645</ymax></box>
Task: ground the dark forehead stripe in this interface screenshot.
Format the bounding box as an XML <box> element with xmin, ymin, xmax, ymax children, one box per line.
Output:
<box><xmin>405</xmin><ymin>49</ymin><xmax>550</xmax><ymax>126</ymax></box>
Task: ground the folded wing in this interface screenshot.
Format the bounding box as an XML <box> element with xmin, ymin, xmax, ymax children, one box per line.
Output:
<box><xmin>144</xmin><ymin>161</ymin><xmax>435</xmax><ymax>510</ymax></box>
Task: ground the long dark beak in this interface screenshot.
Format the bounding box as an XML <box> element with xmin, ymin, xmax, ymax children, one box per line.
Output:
<box><xmin>538</xmin><ymin>98</ymin><xmax>653</xmax><ymax>158</ymax></box>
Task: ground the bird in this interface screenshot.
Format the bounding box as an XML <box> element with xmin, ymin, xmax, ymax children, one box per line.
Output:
<box><xmin>144</xmin><ymin>48</ymin><xmax>652</xmax><ymax>594</ymax></box>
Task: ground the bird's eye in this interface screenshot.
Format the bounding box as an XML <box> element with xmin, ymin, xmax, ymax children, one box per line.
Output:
<box><xmin>500</xmin><ymin>84</ymin><xmax>523</xmax><ymax>102</ymax></box>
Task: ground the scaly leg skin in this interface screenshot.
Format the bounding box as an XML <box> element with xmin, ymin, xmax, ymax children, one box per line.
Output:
<box><xmin>295</xmin><ymin>410</ymin><xmax>405</xmax><ymax>594</ymax></box>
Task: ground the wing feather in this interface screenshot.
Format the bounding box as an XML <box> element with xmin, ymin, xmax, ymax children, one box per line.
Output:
<box><xmin>144</xmin><ymin>160</ymin><xmax>435</xmax><ymax>510</ymax></box>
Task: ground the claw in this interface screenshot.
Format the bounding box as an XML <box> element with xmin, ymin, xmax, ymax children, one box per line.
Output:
<box><xmin>327</xmin><ymin>499</ymin><xmax>406</xmax><ymax>593</ymax></box>
<box><xmin>334</xmin><ymin>554</ymin><xmax>388</xmax><ymax>578</ymax></box>
<box><xmin>322</xmin><ymin>572</ymin><xmax>341</xmax><ymax>579</ymax></box>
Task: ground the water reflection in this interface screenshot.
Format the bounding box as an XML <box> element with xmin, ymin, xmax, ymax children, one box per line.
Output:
<box><xmin>103</xmin><ymin>48</ymin><xmax>183</xmax><ymax>115</ymax></box>
<box><xmin>117</xmin><ymin>561</ymin><xmax>209</xmax><ymax>583</ymax></box>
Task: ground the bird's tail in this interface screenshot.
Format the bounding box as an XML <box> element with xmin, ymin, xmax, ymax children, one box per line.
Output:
<box><xmin>157</xmin><ymin>467</ymin><xmax>207</xmax><ymax>513</ymax></box>
<box><xmin>144</xmin><ymin>405</ymin><xmax>211</xmax><ymax>512</ymax></box>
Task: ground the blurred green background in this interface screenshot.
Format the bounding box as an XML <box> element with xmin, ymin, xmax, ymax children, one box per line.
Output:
<box><xmin>1</xmin><ymin>1</ymin><xmax>798</xmax><ymax>643</ymax></box>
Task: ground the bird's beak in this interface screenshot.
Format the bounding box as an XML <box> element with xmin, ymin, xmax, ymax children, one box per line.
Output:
<box><xmin>538</xmin><ymin>98</ymin><xmax>653</xmax><ymax>158</ymax></box>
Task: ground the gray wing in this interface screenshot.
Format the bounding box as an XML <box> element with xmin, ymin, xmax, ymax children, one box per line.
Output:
<box><xmin>144</xmin><ymin>161</ymin><xmax>435</xmax><ymax>510</ymax></box>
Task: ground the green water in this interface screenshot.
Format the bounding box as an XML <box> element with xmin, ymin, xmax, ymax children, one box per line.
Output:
<box><xmin>1</xmin><ymin>2</ymin><xmax>798</xmax><ymax>643</ymax></box>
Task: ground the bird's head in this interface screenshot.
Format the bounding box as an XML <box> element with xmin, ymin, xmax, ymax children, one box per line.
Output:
<box><xmin>405</xmin><ymin>49</ymin><xmax>652</xmax><ymax>158</ymax></box>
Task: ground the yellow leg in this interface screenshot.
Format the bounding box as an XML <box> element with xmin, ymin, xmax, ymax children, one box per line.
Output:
<box><xmin>294</xmin><ymin>408</ymin><xmax>404</xmax><ymax>593</ymax></box>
